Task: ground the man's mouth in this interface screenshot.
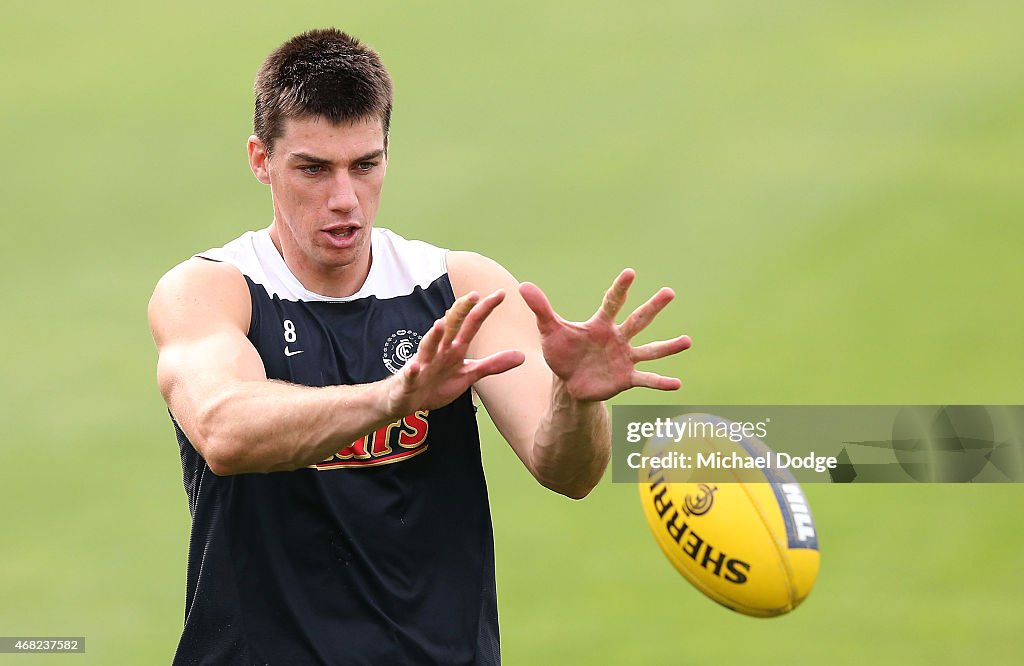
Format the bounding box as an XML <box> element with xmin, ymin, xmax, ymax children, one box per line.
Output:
<box><xmin>321</xmin><ymin>224</ymin><xmax>361</xmax><ymax>248</ymax></box>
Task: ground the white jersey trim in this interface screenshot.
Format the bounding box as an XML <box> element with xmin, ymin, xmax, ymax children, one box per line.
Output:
<box><xmin>196</xmin><ymin>227</ymin><xmax>448</xmax><ymax>302</ymax></box>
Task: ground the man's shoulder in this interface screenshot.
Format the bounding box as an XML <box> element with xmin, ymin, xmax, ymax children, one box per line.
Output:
<box><xmin>152</xmin><ymin>253</ymin><xmax>249</xmax><ymax>303</ymax></box>
<box><xmin>155</xmin><ymin>256</ymin><xmax>247</xmax><ymax>295</ymax></box>
<box><xmin>148</xmin><ymin>255</ymin><xmax>252</xmax><ymax>347</ymax></box>
<box><xmin>446</xmin><ymin>251</ymin><xmax>515</xmax><ymax>288</ymax></box>
<box><xmin>171</xmin><ymin>227</ymin><xmax>287</xmax><ymax>302</ymax></box>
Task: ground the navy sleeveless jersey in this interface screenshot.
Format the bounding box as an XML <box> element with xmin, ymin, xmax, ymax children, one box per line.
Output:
<box><xmin>170</xmin><ymin>227</ymin><xmax>499</xmax><ymax>665</ymax></box>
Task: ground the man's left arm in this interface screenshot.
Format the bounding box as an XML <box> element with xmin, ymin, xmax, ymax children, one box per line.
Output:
<box><xmin>447</xmin><ymin>252</ymin><xmax>691</xmax><ymax>499</ymax></box>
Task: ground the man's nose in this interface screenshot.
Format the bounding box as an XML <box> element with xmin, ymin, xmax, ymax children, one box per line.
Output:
<box><xmin>327</xmin><ymin>173</ymin><xmax>358</xmax><ymax>213</ymax></box>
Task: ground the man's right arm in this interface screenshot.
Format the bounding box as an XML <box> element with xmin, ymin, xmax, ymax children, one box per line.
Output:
<box><xmin>148</xmin><ymin>259</ymin><xmax>523</xmax><ymax>476</ymax></box>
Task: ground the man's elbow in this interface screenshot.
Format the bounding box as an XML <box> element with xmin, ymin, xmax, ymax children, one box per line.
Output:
<box><xmin>560</xmin><ymin>484</ymin><xmax>597</xmax><ymax>501</ymax></box>
<box><xmin>529</xmin><ymin>448</ymin><xmax>608</xmax><ymax>500</ymax></box>
<box><xmin>191</xmin><ymin>394</ymin><xmax>274</xmax><ymax>476</ymax></box>
<box><xmin>201</xmin><ymin>440</ymin><xmax>244</xmax><ymax>476</ymax></box>
<box><xmin>192</xmin><ymin>424</ymin><xmax>247</xmax><ymax>476</ymax></box>
<box><xmin>197</xmin><ymin>432</ymin><xmax>289</xmax><ymax>476</ymax></box>
<box><xmin>535</xmin><ymin>474</ymin><xmax>599</xmax><ymax>501</ymax></box>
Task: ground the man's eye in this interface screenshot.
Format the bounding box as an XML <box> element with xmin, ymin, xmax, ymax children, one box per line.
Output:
<box><xmin>356</xmin><ymin>161</ymin><xmax>377</xmax><ymax>172</ymax></box>
<box><xmin>300</xmin><ymin>165</ymin><xmax>323</xmax><ymax>175</ymax></box>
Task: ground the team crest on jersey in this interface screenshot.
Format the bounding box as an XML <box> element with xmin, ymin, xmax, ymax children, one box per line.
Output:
<box><xmin>382</xmin><ymin>329</ymin><xmax>423</xmax><ymax>374</ymax></box>
<box><xmin>313</xmin><ymin>410</ymin><xmax>431</xmax><ymax>469</ymax></box>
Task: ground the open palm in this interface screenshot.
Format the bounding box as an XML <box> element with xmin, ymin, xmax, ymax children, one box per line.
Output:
<box><xmin>519</xmin><ymin>269</ymin><xmax>692</xmax><ymax>402</ymax></box>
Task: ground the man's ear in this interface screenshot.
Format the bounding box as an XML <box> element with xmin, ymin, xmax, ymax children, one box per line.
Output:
<box><xmin>248</xmin><ymin>135</ymin><xmax>272</xmax><ymax>185</ymax></box>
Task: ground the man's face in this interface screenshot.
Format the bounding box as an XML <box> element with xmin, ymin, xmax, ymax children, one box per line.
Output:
<box><xmin>249</xmin><ymin>115</ymin><xmax>387</xmax><ymax>292</ymax></box>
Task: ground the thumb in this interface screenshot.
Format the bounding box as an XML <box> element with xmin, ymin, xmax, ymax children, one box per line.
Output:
<box><xmin>519</xmin><ymin>282</ymin><xmax>559</xmax><ymax>333</ymax></box>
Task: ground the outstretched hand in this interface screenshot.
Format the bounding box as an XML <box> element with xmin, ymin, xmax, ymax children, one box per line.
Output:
<box><xmin>385</xmin><ymin>290</ymin><xmax>526</xmax><ymax>416</ymax></box>
<box><xmin>519</xmin><ymin>269</ymin><xmax>691</xmax><ymax>402</ymax></box>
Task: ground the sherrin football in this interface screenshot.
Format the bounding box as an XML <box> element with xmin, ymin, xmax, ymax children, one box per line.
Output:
<box><xmin>638</xmin><ymin>414</ymin><xmax>820</xmax><ymax>617</ymax></box>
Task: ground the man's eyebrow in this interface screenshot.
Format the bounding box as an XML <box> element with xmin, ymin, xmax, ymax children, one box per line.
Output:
<box><xmin>289</xmin><ymin>152</ymin><xmax>332</xmax><ymax>164</ymax></box>
<box><xmin>353</xmin><ymin>149</ymin><xmax>385</xmax><ymax>162</ymax></box>
<box><xmin>288</xmin><ymin>149</ymin><xmax>385</xmax><ymax>164</ymax></box>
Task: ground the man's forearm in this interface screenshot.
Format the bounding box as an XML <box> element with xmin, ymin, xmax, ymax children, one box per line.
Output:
<box><xmin>191</xmin><ymin>379</ymin><xmax>397</xmax><ymax>475</ymax></box>
<box><xmin>529</xmin><ymin>378</ymin><xmax>612</xmax><ymax>499</ymax></box>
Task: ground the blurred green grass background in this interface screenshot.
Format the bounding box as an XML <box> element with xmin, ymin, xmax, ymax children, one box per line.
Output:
<box><xmin>1</xmin><ymin>1</ymin><xmax>1021</xmax><ymax>663</ymax></box>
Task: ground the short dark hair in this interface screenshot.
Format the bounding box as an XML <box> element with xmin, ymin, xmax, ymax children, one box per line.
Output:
<box><xmin>254</xmin><ymin>28</ymin><xmax>393</xmax><ymax>154</ymax></box>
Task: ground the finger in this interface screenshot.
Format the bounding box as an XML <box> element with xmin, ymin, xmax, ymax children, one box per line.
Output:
<box><xmin>630</xmin><ymin>370</ymin><xmax>682</xmax><ymax>391</ymax></box>
<box><xmin>465</xmin><ymin>350</ymin><xmax>526</xmax><ymax>383</ymax></box>
<box><xmin>597</xmin><ymin>268</ymin><xmax>636</xmax><ymax>323</ymax></box>
<box><xmin>453</xmin><ymin>290</ymin><xmax>506</xmax><ymax>348</ymax></box>
<box><xmin>416</xmin><ymin>318</ymin><xmax>445</xmax><ymax>365</ymax></box>
<box><xmin>519</xmin><ymin>282</ymin><xmax>559</xmax><ymax>334</ymax></box>
<box><xmin>442</xmin><ymin>292</ymin><xmax>479</xmax><ymax>346</ymax></box>
<box><xmin>630</xmin><ymin>334</ymin><xmax>692</xmax><ymax>362</ymax></box>
<box><xmin>620</xmin><ymin>287</ymin><xmax>675</xmax><ymax>339</ymax></box>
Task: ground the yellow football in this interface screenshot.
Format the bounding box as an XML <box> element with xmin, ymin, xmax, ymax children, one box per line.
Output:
<box><xmin>638</xmin><ymin>416</ymin><xmax>820</xmax><ymax>617</ymax></box>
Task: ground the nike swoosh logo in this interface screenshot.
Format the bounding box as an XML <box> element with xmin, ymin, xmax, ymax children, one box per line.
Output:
<box><xmin>284</xmin><ymin>346</ymin><xmax>305</xmax><ymax>357</ymax></box>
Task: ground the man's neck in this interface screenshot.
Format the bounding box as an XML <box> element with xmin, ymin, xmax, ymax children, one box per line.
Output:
<box><xmin>267</xmin><ymin>224</ymin><xmax>373</xmax><ymax>298</ymax></box>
